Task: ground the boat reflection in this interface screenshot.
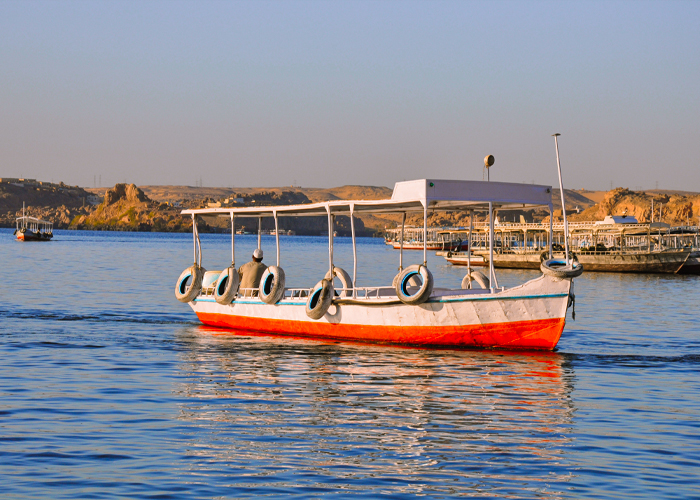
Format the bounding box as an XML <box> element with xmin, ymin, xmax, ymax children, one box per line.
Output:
<box><xmin>174</xmin><ymin>327</ymin><xmax>577</xmax><ymax>496</ymax></box>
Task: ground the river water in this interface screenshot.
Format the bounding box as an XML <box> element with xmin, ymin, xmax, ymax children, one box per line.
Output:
<box><xmin>1</xmin><ymin>229</ymin><xmax>699</xmax><ymax>499</ymax></box>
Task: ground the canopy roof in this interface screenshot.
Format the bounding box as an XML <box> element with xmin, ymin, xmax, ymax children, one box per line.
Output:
<box><xmin>16</xmin><ymin>216</ymin><xmax>53</xmax><ymax>225</ymax></box>
<box><xmin>181</xmin><ymin>179</ymin><xmax>553</xmax><ymax>218</ymax></box>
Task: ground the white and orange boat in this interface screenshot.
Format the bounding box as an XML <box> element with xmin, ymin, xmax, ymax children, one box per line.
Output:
<box><xmin>14</xmin><ymin>205</ymin><xmax>53</xmax><ymax>241</ymax></box>
<box><xmin>175</xmin><ymin>178</ymin><xmax>582</xmax><ymax>350</ymax></box>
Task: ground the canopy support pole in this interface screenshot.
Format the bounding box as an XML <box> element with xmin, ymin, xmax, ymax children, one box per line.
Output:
<box><xmin>257</xmin><ymin>216</ymin><xmax>262</xmax><ymax>249</ymax></box>
<box><xmin>489</xmin><ymin>202</ymin><xmax>495</xmax><ymax>291</ymax></box>
<box><xmin>399</xmin><ymin>213</ymin><xmax>405</xmax><ymax>271</ymax></box>
<box><xmin>423</xmin><ymin>203</ymin><xmax>428</xmax><ymax>266</ymax></box>
<box><xmin>553</xmin><ymin>133</ymin><xmax>571</xmax><ymax>265</ymax></box>
<box><xmin>548</xmin><ymin>203</ymin><xmax>553</xmax><ymax>259</ymax></box>
<box><xmin>274</xmin><ymin>210</ymin><xmax>280</xmax><ymax>266</ymax></box>
<box><xmin>327</xmin><ymin>206</ymin><xmax>334</xmax><ymax>278</ymax></box>
<box><xmin>192</xmin><ymin>214</ymin><xmax>197</xmax><ymax>264</ymax></box>
<box><xmin>350</xmin><ymin>204</ymin><xmax>357</xmax><ymax>295</ymax></box>
<box><xmin>231</xmin><ymin>213</ymin><xmax>235</xmax><ymax>267</ymax></box>
<box><xmin>467</xmin><ymin>210</ymin><xmax>473</xmax><ymax>277</ymax></box>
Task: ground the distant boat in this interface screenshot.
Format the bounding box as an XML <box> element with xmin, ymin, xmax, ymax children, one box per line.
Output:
<box><xmin>387</xmin><ymin>229</ymin><xmax>466</xmax><ymax>251</ymax></box>
<box><xmin>14</xmin><ymin>203</ymin><xmax>53</xmax><ymax>241</ymax></box>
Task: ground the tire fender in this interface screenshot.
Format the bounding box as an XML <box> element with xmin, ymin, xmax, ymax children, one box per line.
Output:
<box><xmin>175</xmin><ymin>265</ymin><xmax>206</xmax><ymax>303</ymax></box>
<box><xmin>324</xmin><ymin>266</ymin><xmax>353</xmax><ymax>298</ymax></box>
<box><xmin>214</xmin><ymin>266</ymin><xmax>240</xmax><ymax>304</ymax></box>
<box><xmin>259</xmin><ymin>266</ymin><xmax>286</xmax><ymax>304</ymax></box>
<box><xmin>540</xmin><ymin>259</ymin><xmax>584</xmax><ymax>279</ymax></box>
<box><xmin>306</xmin><ymin>279</ymin><xmax>334</xmax><ymax>319</ymax></box>
<box><xmin>395</xmin><ymin>264</ymin><xmax>433</xmax><ymax>305</ymax></box>
<box><xmin>392</xmin><ymin>270</ymin><xmax>422</xmax><ymax>288</ymax></box>
<box><xmin>461</xmin><ymin>270</ymin><xmax>490</xmax><ymax>290</ymax></box>
<box><xmin>541</xmin><ymin>250</ymin><xmax>579</xmax><ymax>263</ymax></box>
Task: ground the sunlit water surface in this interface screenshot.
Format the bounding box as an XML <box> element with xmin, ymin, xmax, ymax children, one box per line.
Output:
<box><xmin>1</xmin><ymin>229</ymin><xmax>699</xmax><ymax>498</ymax></box>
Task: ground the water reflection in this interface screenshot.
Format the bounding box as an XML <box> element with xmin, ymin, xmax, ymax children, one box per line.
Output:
<box><xmin>174</xmin><ymin>328</ymin><xmax>577</xmax><ymax>496</ymax></box>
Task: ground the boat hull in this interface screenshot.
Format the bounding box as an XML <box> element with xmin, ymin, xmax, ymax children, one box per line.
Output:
<box><xmin>16</xmin><ymin>230</ymin><xmax>53</xmax><ymax>242</ymax></box>
<box><xmin>445</xmin><ymin>253</ymin><xmax>488</xmax><ymax>266</ymax></box>
<box><xmin>392</xmin><ymin>241</ymin><xmax>462</xmax><ymax>251</ymax></box>
<box><xmin>676</xmin><ymin>251</ymin><xmax>700</xmax><ymax>275</ymax></box>
<box><xmin>190</xmin><ymin>275</ymin><xmax>571</xmax><ymax>350</ymax></box>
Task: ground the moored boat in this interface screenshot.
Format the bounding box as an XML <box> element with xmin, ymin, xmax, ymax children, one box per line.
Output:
<box><xmin>387</xmin><ymin>228</ymin><xmax>465</xmax><ymax>251</ymax></box>
<box><xmin>175</xmin><ymin>178</ymin><xmax>582</xmax><ymax>350</ymax></box>
<box><xmin>442</xmin><ymin>218</ymin><xmax>700</xmax><ymax>274</ymax></box>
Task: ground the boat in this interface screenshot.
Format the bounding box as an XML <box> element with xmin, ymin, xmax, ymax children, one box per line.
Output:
<box><xmin>14</xmin><ymin>204</ymin><xmax>53</xmax><ymax>241</ymax></box>
<box><xmin>174</xmin><ymin>178</ymin><xmax>582</xmax><ymax>350</ymax></box>
<box><xmin>444</xmin><ymin>251</ymin><xmax>488</xmax><ymax>266</ymax></box>
<box><xmin>442</xmin><ymin>218</ymin><xmax>700</xmax><ymax>274</ymax></box>
<box><xmin>386</xmin><ymin>227</ymin><xmax>465</xmax><ymax>251</ymax></box>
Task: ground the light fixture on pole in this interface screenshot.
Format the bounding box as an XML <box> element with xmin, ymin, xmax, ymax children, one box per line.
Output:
<box><xmin>483</xmin><ymin>155</ymin><xmax>494</xmax><ymax>181</ymax></box>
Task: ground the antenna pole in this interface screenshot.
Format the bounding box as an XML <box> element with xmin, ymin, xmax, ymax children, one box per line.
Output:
<box><xmin>552</xmin><ymin>134</ymin><xmax>570</xmax><ymax>265</ymax></box>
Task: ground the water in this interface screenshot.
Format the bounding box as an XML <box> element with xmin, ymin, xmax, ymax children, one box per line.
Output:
<box><xmin>1</xmin><ymin>228</ymin><xmax>699</xmax><ymax>499</ymax></box>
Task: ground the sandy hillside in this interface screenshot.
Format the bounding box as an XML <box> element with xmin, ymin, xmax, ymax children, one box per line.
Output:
<box><xmin>86</xmin><ymin>185</ymin><xmax>394</xmax><ymax>204</ymax></box>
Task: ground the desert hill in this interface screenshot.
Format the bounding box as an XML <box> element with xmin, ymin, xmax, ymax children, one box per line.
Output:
<box><xmin>0</xmin><ymin>181</ymin><xmax>94</xmax><ymax>228</ymax></box>
<box><xmin>88</xmin><ymin>184</ymin><xmax>395</xmax><ymax>205</ymax></box>
<box><xmin>8</xmin><ymin>179</ymin><xmax>700</xmax><ymax>233</ymax></box>
<box><xmin>569</xmin><ymin>188</ymin><xmax>700</xmax><ymax>225</ymax></box>
<box><xmin>76</xmin><ymin>184</ymin><xmax>370</xmax><ymax>236</ymax></box>
<box><xmin>70</xmin><ymin>184</ymin><xmax>192</xmax><ymax>232</ymax></box>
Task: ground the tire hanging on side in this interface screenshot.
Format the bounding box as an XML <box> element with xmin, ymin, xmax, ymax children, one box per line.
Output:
<box><xmin>461</xmin><ymin>270</ymin><xmax>490</xmax><ymax>290</ymax></box>
<box><xmin>214</xmin><ymin>266</ymin><xmax>240</xmax><ymax>304</ymax></box>
<box><xmin>324</xmin><ymin>266</ymin><xmax>353</xmax><ymax>298</ymax></box>
<box><xmin>395</xmin><ymin>264</ymin><xmax>433</xmax><ymax>305</ymax></box>
<box><xmin>540</xmin><ymin>259</ymin><xmax>584</xmax><ymax>279</ymax></box>
<box><xmin>306</xmin><ymin>279</ymin><xmax>333</xmax><ymax>319</ymax></box>
<box><xmin>259</xmin><ymin>266</ymin><xmax>286</xmax><ymax>304</ymax></box>
<box><xmin>175</xmin><ymin>265</ymin><xmax>206</xmax><ymax>303</ymax></box>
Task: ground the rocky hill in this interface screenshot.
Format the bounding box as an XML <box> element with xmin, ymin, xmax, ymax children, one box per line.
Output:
<box><xmin>0</xmin><ymin>181</ymin><xmax>94</xmax><ymax>228</ymax></box>
<box><xmin>569</xmin><ymin>188</ymin><xmax>700</xmax><ymax>225</ymax></box>
<box><xmin>8</xmin><ymin>179</ymin><xmax>699</xmax><ymax>233</ymax></box>
<box><xmin>70</xmin><ymin>184</ymin><xmax>192</xmax><ymax>231</ymax></box>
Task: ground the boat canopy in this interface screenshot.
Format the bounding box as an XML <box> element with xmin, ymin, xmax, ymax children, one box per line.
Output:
<box><xmin>16</xmin><ymin>216</ymin><xmax>53</xmax><ymax>226</ymax></box>
<box><xmin>181</xmin><ymin>179</ymin><xmax>553</xmax><ymax>218</ymax></box>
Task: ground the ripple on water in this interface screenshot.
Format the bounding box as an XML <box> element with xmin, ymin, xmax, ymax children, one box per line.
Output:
<box><xmin>1</xmin><ymin>229</ymin><xmax>699</xmax><ymax>498</ymax></box>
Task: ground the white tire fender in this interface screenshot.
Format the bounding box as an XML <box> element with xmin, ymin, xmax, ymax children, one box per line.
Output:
<box><xmin>175</xmin><ymin>265</ymin><xmax>206</xmax><ymax>303</ymax></box>
<box><xmin>214</xmin><ymin>266</ymin><xmax>240</xmax><ymax>304</ymax></box>
<box><xmin>259</xmin><ymin>266</ymin><xmax>286</xmax><ymax>304</ymax></box>
<box><xmin>392</xmin><ymin>271</ymin><xmax>421</xmax><ymax>288</ymax></box>
<box><xmin>540</xmin><ymin>259</ymin><xmax>584</xmax><ymax>279</ymax></box>
<box><xmin>461</xmin><ymin>270</ymin><xmax>490</xmax><ymax>290</ymax></box>
<box><xmin>306</xmin><ymin>279</ymin><xmax>334</xmax><ymax>319</ymax></box>
<box><xmin>395</xmin><ymin>264</ymin><xmax>433</xmax><ymax>305</ymax></box>
<box><xmin>324</xmin><ymin>266</ymin><xmax>353</xmax><ymax>298</ymax></box>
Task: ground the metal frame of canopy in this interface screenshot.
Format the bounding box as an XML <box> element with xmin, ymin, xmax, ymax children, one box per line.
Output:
<box><xmin>181</xmin><ymin>179</ymin><xmax>555</xmax><ymax>293</ymax></box>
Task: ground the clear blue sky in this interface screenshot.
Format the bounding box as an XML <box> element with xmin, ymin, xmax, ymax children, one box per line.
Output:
<box><xmin>1</xmin><ymin>0</ymin><xmax>698</xmax><ymax>191</ymax></box>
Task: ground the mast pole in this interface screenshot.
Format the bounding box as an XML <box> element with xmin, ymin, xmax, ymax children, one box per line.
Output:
<box><xmin>553</xmin><ymin>133</ymin><xmax>570</xmax><ymax>265</ymax></box>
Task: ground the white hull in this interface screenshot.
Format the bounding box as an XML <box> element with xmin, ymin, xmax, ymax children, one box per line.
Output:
<box><xmin>190</xmin><ymin>275</ymin><xmax>572</xmax><ymax>350</ymax></box>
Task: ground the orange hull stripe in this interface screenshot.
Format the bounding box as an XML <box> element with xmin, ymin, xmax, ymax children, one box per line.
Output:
<box><xmin>195</xmin><ymin>312</ymin><xmax>565</xmax><ymax>350</ymax></box>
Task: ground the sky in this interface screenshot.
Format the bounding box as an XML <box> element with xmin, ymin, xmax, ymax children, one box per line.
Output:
<box><xmin>1</xmin><ymin>0</ymin><xmax>699</xmax><ymax>191</ymax></box>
